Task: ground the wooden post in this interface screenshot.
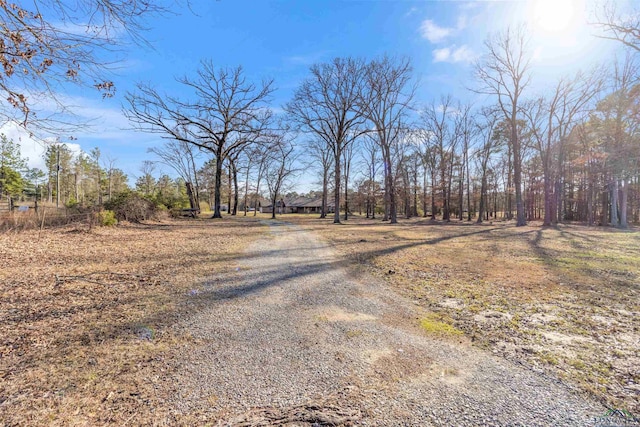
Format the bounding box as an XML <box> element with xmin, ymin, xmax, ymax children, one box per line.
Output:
<box><xmin>38</xmin><ymin>206</ymin><xmax>46</xmax><ymax>240</ymax></box>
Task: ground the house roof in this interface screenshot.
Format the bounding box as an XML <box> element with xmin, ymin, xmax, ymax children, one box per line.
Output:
<box><xmin>262</xmin><ymin>195</ymin><xmax>335</xmax><ymax>209</ymax></box>
<box><xmin>286</xmin><ymin>196</ymin><xmax>313</xmax><ymax>207</ymax></box>
<box><xmin>299</xmin><ymin>197</ymin><xmax>335</xmax><ymax>208</ymax></box>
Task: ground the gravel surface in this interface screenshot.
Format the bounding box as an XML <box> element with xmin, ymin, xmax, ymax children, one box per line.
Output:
<box><xmin>166</xmin><ymin>221</ymin><xmax>605</xmax><ymax>426</ymax></box>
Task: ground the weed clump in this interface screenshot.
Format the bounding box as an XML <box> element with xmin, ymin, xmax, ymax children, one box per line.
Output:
<box><xmin>420</xmin><ymin>314</ymin><xmax>463</xmax><ymax>336</ymax></box>
<box><xmin>97</xmin><ymin>210</ymin><xmax>117</xmax><ymax>226</ymax></box>
<box><xmin>104</xmin><ymin>191</ymin><xmax>157</xmax><ymax>222</ymax></box>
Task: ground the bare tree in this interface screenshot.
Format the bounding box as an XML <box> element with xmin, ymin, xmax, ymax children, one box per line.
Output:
<box><xmin>422</xmin><ymin>96</ymin><xmax>459</xmax><ymax>222</ymax></box>
<box><xmin>0</xmin><ymin>1</ymin><xmax>171</xmax><ymax>132</ymax></box>
<box><xmin>103</xmin><ymin>154</ymin><xmax>118</xmax><ymax>201</ymax></box>
<box><xmin>414</xmin><ymin>128</ymin><xmax>438</xmax><ymax>220</ymax></box>
<box><xmin>590</xmin><ymin>56</ymin><xmax>640</xmax><ymax>228</ymax></box>
<box><xmin>475</xmin><ymin>108</ymin><xmax>501</xmax><ymax>223</ymax></box>
<box><xmin>125</xmin><ymin>62</ymin><xmax>274</xmax><ymax>218</ymax></box>
<box><xmin>455</xmin><ymin>103</ymin><xmax>475</xmax><ymax>221</ymax></box>
<box><xmin>138</xmin><ymin>160</ymin><xmax>156</xmax><ymax>197</ymax></box>
<box><xmin>592</xmin><ymin>2</ymin><xmax>640</xmax><ymax>52</ymax></box>
<box><xmin>360</xmin><ymin>135</ymin><xmax>381</xmax><ymax>219</ymax></box>
<box><xmin>252</xmin><ymin>145</ymin><xmax>269</xmax><ymax>216</ymax></box>
<box><xmin>264</xmin><ymin>136</ymin><xmax>298</xmax><ymax>220</ymax></box>
<box><xmin>359</xmin><ymin>55</ymin><xmax>415</xmax><ymax>224</ymax></box>
<box><xmin>286</xmin><ymin>57</ymin><xmax>367</xmax><ymax>224</ymax></box>
<box><xmin>306</xmin><ymin>139</ymin><xmax>334</xmax><ymax>218</ymax></box>
<box><xmin>240</xmin><ymin>147</ymin><xmax>259</xmax><ymax>216</ymax></box>
<box><xmin>341</xmin><ymin>138</ymin><xmax>359</xmax><ymax>220</ymax></box>
<box><xmin>523</xmin><ymin>69</ymin><xmax>603</xmax><ymax>226</ymax></box>
<box><xmin>475</xmin><ymin>25</ymin><xmax>532</xmax><ymax>226</ymax></box>
<box><xmin>149</xmin><ymin>139</ymin><xmax>202</xmax><ymax>211</ymax></box>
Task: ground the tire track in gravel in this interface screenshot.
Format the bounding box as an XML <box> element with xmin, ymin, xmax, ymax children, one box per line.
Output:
<box><xmin>168</xmin><ymin>221</ymin><xmax>605</xmax><ymax>426</ymax></box>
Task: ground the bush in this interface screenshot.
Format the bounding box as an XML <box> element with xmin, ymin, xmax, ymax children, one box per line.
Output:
<box><xmin>97</xmin><ymin>210</ymin><xmax>117</xmax><ymax>226</ymax></box>
<box><xmin>154</xmin><ymin>193</ymin><xmax>187</xmax><ymax>210</ymax></box>
<box><xmin>104</xmin><ymin>191</ymin><xmax>157</xmax><ymax>222</ymax></box>
<box><xmin>65</xmin><ymin>197</ymin><xmax>79</xmax><ymax>209</ymax></box>
<box><xmin>199</xmin><ymin>201</ymin><xmax>210</xmax><ymax>212</ymax></box>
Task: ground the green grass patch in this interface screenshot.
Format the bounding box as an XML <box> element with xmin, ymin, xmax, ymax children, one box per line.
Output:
<box><xmin>420</xmin><ymin>314</ymin><xmax>463</xmax><ymax>336</ymax></box>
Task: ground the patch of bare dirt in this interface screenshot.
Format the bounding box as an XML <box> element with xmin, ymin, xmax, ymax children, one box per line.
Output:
<box><xmin>294</xmin><ymin>216</ymin><xmax>640</xmax><ymax>414</ymax></box>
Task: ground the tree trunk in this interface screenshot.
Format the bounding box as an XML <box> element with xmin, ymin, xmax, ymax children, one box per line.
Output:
<box><xmin>388</xmin><ymin>169</ymin><xmax>397</xmax><ymax>223</ymax></box>
<box><xmin>344</xmin><ymin>175</ymin><xmax>349</xmax><ymax>221</ymax></box>
<box><xmin>466</xmin><ymin>149</ymin><xmax>471</xmax><ymax>221</ymax></box>
<box><xmin>422</xmin><ymin>167</ymin><xmax>428</xmax><ymax>218</ymax></box>
<box><xmin>610</xmin><ymin>179</ymin><xmax>619</xmax><ymax>226</ymax></box>
<box><xmin>506</xmin><ymin>144</ymin><xmax>512</xmax><ymax>220</ymax></box>
<box><xmin>441</xmin><ymin>157</ymin><xmax>449</xmax><ymax>221</ymax></box>
<box><xmin>478</xmin><ymin>174</ymin><xmax>487</xmax><ymax>224</ymax></box>
<box><xmin>344</xmin><ymin>157</ymin><xmax>350</xmax><ymax>221</ymax></box>
<box><xmin>227</xmin><ymin>161</ymin><xmax>232</xmax><ymax>215</ymax></box>
<box><xmin>232</xmin><ymin>160</ymin><xmax>239</xmax><ymax>216</ymax></box>
<box><xmin>587</xmin><ymin>178</ymin><xmax>594</xmax><ymax>226</ymax></box>
<box><xmin>445</xmin><ymin>160</ymin><xmax>455</xmax><ymax>222</ymax></box>
<box><xmin>188</xmin><ymin>149</ymin><xmax>200</xmax><ymax>210</ymax></box>
<box><xmin>619</xmin><ymin>179</ymin><xmax>628</xmax><ymax>228</ymax></box>
<box><xmin>271</xmin><ymin>195</ymin><xmax>277</xmax><ymax>220</ymax></box>
<box><xmin>213</xmin><ymin>152</ymin><xmax>223</xmax><ymax>218</ymax></box>
<box><xmin>511</xmin><ymin>108</ymin><xmax>526</xmax><ymax>226</ymax></box>
<box><xmin>333</xmin><ymin>155</ymin><xmax>341</xmax><ymax>224</ymax></box>
<box><xmin>108</xmin><ymin>169</ymin><xmax>113</xmax><ymax>202</ymax></box>
<box><xmin>413</xmin><ymin>168</ymin><xmax>419</xmax><ymax>217</ymax></box>
<box><xmin>243</xmin><ymin>159</ymin><xmax>251</xmax><ymax>216</ymax></box>
<box><xmin>542</xmin><ymin>166</ymin><xmax>552</xmax><ymax>226</ymax></box>
<box><xmin>254</xmin><ymin>160</ymin><xmax>263</xmax><ymax>217</ymax></box>
<box><xmin>371</xmin><ymin>178</ymin><xmax>376</xmax><ymax>219</ymax></box>
<box><xmin>430</xmin><ymin>169</ymin><xmax>436</xmax><ymax>220</ymax></box>
<box><xmin>320</xmin><ymin>166</ymin><xmax>328</xmax><ymax>219</ymax></box>
<box><xmin>186</xmin><ymin>182</ymin><xmax>198</xmax><ymax>211</ymax></box>
<box><xmin>458</xmin><ymin>158</ymin><xmax>464</xmax><ymax>221</ymax></box>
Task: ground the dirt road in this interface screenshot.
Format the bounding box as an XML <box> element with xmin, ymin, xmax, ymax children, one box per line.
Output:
<box><xmin>167</xmin><ymin>221</ymin><xmax>604</xmax><ymax>426</ymax></box>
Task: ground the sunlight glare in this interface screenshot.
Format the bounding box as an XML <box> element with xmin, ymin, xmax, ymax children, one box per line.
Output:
<box><xmin>531</xmin><ymin>0</ymin><xmax>581</xmax><ymax>35</ymax></box>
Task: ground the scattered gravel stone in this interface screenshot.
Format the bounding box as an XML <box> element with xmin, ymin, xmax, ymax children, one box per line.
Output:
<box><xmin>164</xmin><ymin>221</ymin><xmax>605</xmax><ymax>426</ymax></box>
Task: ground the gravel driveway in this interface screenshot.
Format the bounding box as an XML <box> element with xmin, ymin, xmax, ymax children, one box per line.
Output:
<box><xmin>167</xmin><ymin>221</ymin><xmax>605</xmax><ymax>426</ymax></box>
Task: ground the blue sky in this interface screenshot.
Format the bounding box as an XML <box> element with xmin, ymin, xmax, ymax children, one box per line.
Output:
<box><xmin>9</xmin><ymin>0</ymin><xmax>627</xmax><ymax>190</ymax></box>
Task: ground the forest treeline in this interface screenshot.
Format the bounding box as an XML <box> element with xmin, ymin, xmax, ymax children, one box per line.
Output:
<box><xmin>2</xmin><ymin>2</ymin><xmax>639</xmax><ymax>227</ymax></box>
<box><xmin>123</xmin><ymin>25</ymin><xmax>640</xmax><ymax>227</ymax></box>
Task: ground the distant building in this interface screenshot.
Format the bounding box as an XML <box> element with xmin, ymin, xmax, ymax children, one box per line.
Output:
<box><xmin>260</xmin><ymin>196</ymin><xmax>335</xmax><ymax>214</ymax></box>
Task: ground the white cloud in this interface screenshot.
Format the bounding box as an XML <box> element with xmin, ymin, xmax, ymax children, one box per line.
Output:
<box><xmin>420</xmin><ymin>13</ymin><xmax>470</xmax><ymax>44</ymax></box>
<box><xmin>420</xmin><ymin>20</ymin><xmax>453</xmax><ymax>43</ymax></box>
<box><xmin>458</xmin><ymin>2</ymin><xmax>481</xmax><ymax>11</ymax></box>
<box><xmin>456</xmin><ymin>15</ymin><xmax>468</xmax><ymax>31</ymax></box>
<box><xmin>432</xmin><ymin>45</ymin><xmax>477</xmax><ymax>64</ymax></box>
<box><xmin>452</xmin><ymin>45</ymin><xmax>476</xmax><ymax>63</ymax></box>
<box><xmin>0</xmin><ymin>91</ymin><xmax>157</xmax><ymax>182</ymax></box>
<box><xmin>0</xmin><ymin>122</ymin><xmax>82</xmax><ymax>171</ymax></box>
<box><xmin>405</xmin><ymin>7</ymin><xmax>419</xmax><ymax>17</ymax></box>
<box><xmin>433</xmin><ymin>47</ymin><xmax>452</xmax><ymax>62</ymax></box>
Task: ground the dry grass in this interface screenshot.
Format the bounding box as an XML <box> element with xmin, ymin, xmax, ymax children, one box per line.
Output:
<box><xmin>0</xmin><ymin>216</ymin><xmax>265</xmax><ymax>426</ymax></box>
<box><xmin>290</xmin><ymin>214</ymin><xmax>640</xmax><ymax>414</ymax></box>
<box><xmin>2</xmin><ymin>211</ymin><xmax>638</xmax><ymax>424</ymax></box>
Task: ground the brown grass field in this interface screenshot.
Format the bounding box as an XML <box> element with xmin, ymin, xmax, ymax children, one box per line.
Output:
<box><xmin>0</xmin><ymin>214</ymin><xmax>638</xmax><ymax>425</ymax></box>
<box><xmin>0</xmin><ymin>217</ymin><xmax>265</xmax><ymax>426</ymax></box>
<box><xmin>290</xmin><ymin>214</ymin><xmax>640</xmax><ymax>414</ymax></box>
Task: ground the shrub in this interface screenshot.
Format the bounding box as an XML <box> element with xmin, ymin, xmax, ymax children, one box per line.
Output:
<box><xmin>65</xmin><ymin>197</ymin><xmax>79</xmax><ymax>209</ymax></box>
<box><xmin>97</xmin><ymin>210</ymin><xmax>117</xmax><ymax>226</ymax></box>
<box><xmin>199</xmin><ymin>201</ymin><xmax>210</xmax><ymax>212</ymax></box>
<box><xmin>169</xmin><ymin>207</ymin><xmax>183</xmax><ymax>218</ymax></box>
<box><xmin>104</xmin><ymin>191</ymin><xmax>157</xmax><ymax>222</ymax></box>
<box><xmin>154</xmin><ymin>193</ymin><xmax>187</xmax><ymax>210</ymax></box>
